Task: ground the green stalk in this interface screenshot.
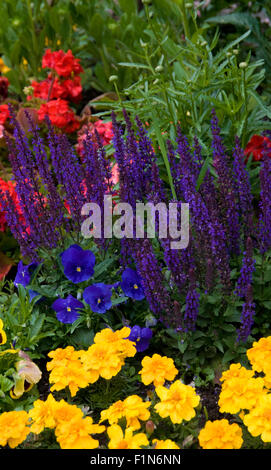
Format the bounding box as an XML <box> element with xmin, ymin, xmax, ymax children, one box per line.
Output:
<box><xmin>179</xmin><ymin>1</ymin><xmax>190</xmax><ymax>40</ymax></box>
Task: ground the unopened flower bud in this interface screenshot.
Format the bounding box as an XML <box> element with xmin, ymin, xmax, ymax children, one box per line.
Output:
<box><xmin>155</xmin><ymin>65</ymin><xmax>164</xmax><ymax>73</ymax></box>
<box><xmin>142</xmin><ymin>0</ymin><xmax>151</xmax><ymax>4</ymax></box>
<box><xmin>239</xmin><ymin>62</ymin><xmax>248</xmax><ymax>69</ymax></box>
<box><xmin>145</xmin><ymin>420</ymin><xmax>155</xmax><ymax>435</ymax></box>
<box><xmin>109</xmin><ymin>75</ymin><xmax>118</xmax><ymax>82</ymax></box>
<box><xmin>233</xmin><ymin>49</ymin><xmax>239</xmax><ymax>55</ymax></box>
<box><xmin>186</xmin><ymin>2</ymin><xmax>193</xmax><ymax>8</ymax></box>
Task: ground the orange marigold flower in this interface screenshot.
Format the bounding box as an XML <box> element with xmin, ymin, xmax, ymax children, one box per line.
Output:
<box><xmin>198</xmin><ymin>419</ymin><xmax>243</xmax><ymax>449</ymax></box>
<box><xmin>139</xmin><ymin>354</ymin><xmax>178</xmax><ymax>387</ymax></box>
<box><xmin>0</xmin><ymin>410</ymin><xmax>30</xmax><ymax>448</ymax></box>
<box><xmin>242</xmin><ymin>393</ymin><xmax>271</xmax><ymax>442</ymax></box>
<box><xmin>55</xmin><ymin>415</ymin><xmax>105</xmax><ymax>449</ymax></box>
<box><xmin>152</xmin><ymin>438</ymin><xmax>180</xmax><ymax>449</ymax></box>
<box><xmin>154</xmin><ymin>380</ymin><xmax>200</xmax><ymax>424</ymax></box>
<box><xmin>107</xmin><ymin>424</ymin><xmax>148</xmax><ymax>449</ymax></box>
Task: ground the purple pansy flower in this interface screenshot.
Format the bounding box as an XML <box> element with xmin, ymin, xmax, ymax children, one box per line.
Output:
<box><xmin>120</xmin><ymin>268</ymin><xmax>145</xmax><ymax>300</ymax></box>
<box><xmin>52</xmin><ymin>294</ymin><xmax>84</xmax><ymax>324</ymax></box>
<box><xmin>128</xmin><ymin>325</ymin><xmax>153</xmax><ymax>352</ymax></box>
<box><xmin>83</xmin><ymin>283</ymin><xmax>112</xmax><ymax>314</ymax></box>
<box><xmin>14</xmin><ymin>261</ymin><xmax>39</xmax><ymax>287</ymax></box>
<box><xmin>60</xmin><ymin>244</ymin><xmax>96</xmax><ymax>284</ymax></box>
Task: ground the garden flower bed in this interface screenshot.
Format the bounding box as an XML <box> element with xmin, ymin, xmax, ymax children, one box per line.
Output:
<box><xmin>1</xmin><ymin>0</ymin><xmax>271</xmax><ymax>456</ymax></box>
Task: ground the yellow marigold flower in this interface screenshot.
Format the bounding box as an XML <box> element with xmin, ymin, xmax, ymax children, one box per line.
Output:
<box><xmin>219</xmin><ymin>377</ymin><xmax>265</xmax><ymax>414</ymax></box>
<box><xmin>220</xmin><ymin>363</ymin><xmax>254</xmax><ymax>382</ymax></box>
<box><xmin>49</xmin><ymin>360</ymin><xmax>91</xmax><ymax>397</ymax></box>
<box><xmin>152</xmin><ymin>438</ymin><xmax>180</xmax><ymax>449</ymax></box>
<box><xmin>80</xmin><ymin>342</ymin><xmax>123</xmax><ymax>380</ymax></box>
<box><xmin>55</xmin><ymin>415</ymin><xmax>105</xmax><ymax>449</ymax></box>
<box><xmin>100</xmin><ymin>395</ymin><xmax>151</xmax><ymax>430</ymax></box>
<box><xmin>94</xmin><ymin>327</ymin><xmax>136</xmax><ymax>361</ymax></box>
<box><xmin>100</xmin><ymin>400</ymin><xmax>127</xmax><ymax>425</ymax></box>
<box><xmin>139</xmin><ymin>354</ymin><xmax>178</xmax><ymax>387</ymax></box>
<box><xmin>154</xmin><ymin>380</ymin><xmax>200</xmax><ymax>424</ymax></box>
<box><xmin>28</xmin><ymin>394</ymin><xmax>83</xmax><ymax>434</ymax></box>
<box><xmin>47</xmin><ymin>346</ymin><xmax>92</xmax><ymax>396</ymax></box>
<box><xmin>0</xmin><ymin>410</ymin><xmax>30</xmax><ymax>448</ymax></box>
<box><xmin>107</xmin><ymin>424</ymin><xmax>148</xmax><ymax>449</ymax></box>
<box><xmin>47</xmin><ymin>346</ymin><xmax>80</xmax><ymax>367</ymax></box>
<box><xmin>243</xmin><ymin>393</ymin><xmax>271</xmax><ymax>442</ymax></box>
<box><xmin>123</xmin><ymin>395</ymin><xmax>151</xmax><ymax>430</ymax></box>
<box><xmin>0</xmin><ymin>318</ymin><xmax>7</xmax><ymax>345</ymax></box>
<box><xmin>247</xmin><ymin>336</ymin><xmax>271</xmax><ymax>376</ymax></box>
<box><xmin>198</xmin><ymin>419</ymin><xmax>243</xmax><ymax>449</ymax></box>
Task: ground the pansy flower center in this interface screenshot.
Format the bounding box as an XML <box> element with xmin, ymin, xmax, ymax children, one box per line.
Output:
<box><xmin>133</xmin><ymin>284</ymin><xmax>138</xmax><ymax>290</ymax></box>
<box><xmin>67</xmin><ymin>307</ymin><xmax>72</xmax><ymax>312</ymax></box>
<box><xmin>76</xmin><ymin>267</ymin><xmax>81</xmax><ymax>272</ymax></box>
<box><xmin>97</xmin><ymin>298</ymin><xmax>102</xmax><ymax>304</ymax></box>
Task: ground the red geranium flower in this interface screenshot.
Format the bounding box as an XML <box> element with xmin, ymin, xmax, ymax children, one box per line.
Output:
<box><xmin>244</xmin><ymin>134</ymin><xmax>271</xmax><ymax>162</ymax></box>
<box><xmin>0</xmin><ymin>103</ymin><xmax>10</xmax><ymax>125</ymax></box>
<box><xmin>29</xmin><ymin>75</ymin><xmax>82</xmax><ymax>103</ymax></box>
<box><xmin>42</xmin><ymin>49</ymin><xmax>83</xmax><ymax>77</ymax></box>
<box><xmin>37</xmin><ymin>98</ymin><xmax>80</xmax><ymax>133</ymax></box>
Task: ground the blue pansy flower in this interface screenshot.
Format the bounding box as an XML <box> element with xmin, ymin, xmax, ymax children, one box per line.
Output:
<box><xmin>60</xmin><ymin>244</ymin><xmax>95</xmax><ymax>284</ymax></box>
<box><xmin>120</xmin><ymin>268</ymin><xmax>145</xmax><ymax>300</ymax></box>
<box><xmin>14</xmin><ymin>261</ymin><xmax>39</xmax><ymax>288</ymax></box>
<box><xmin>128</xmin><ymin>325</ymin><xmax>153</xmax><ymax>352</ymax></box>
<box><xmin>83</xmin><ymin>283</ymin><xmax>112</xmax><ymax>314</ymax></box>
<box><xmin>52</xmin><ymin>294</ymin><xmax>84</xmax><ymax>324</ymax></box>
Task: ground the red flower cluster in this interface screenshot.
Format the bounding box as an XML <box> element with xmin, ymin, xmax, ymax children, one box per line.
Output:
<box><xmin>38</xmin><ymin>99</ymin><xmax>80</xmax><ymax>134</ymax></box>
<box><xmin>0</xmin><ymin>104</ymin><xmax>10</xmax><ymax>126</ymax></box>
<box><xmin>244</xmin><ymin>134</ymin><xmax>271</xmax><ymax>162</ymax></box>
<box><xmin>42</xmin><ymin>49</ymin><xmax>83</xmax><ymax>77</ymax></box>
<box><xmin>30</xmin><ymin>75</ymin><xmax>82</xmax><ymax>103</ymax></box>
<box><xmin>29</xmin><ymin>49</ymin><xmax>83</xmax><ymax>133</ymax></box>
<box><xmin>76</xmin><ymin>120</ymin><xmax>114</xmax><ymax>156</ymax></box>
<box><xmin>0</xmin><ymin>178</ymin><xmax>21</xmax><ymax>232</ymax></box>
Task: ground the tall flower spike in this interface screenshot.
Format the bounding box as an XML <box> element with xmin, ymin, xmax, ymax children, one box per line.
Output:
<box><xmin>211</xmin><ymin>110</ymin><xmax>240</xmax><ymax>255</ymax></box>
<box><xmin>183</xmin><ymin>268</ymin><xmax>200</xmax><ymax>332</ymax></box>
<box><xmin>235</xmin><ymin>237</ymin><xmax>255</xmax><ymax>298</ymax></box>
<box><xmin>128</xmin><ymin>239</ymin><xmax>172</xmax><ymax>322</ymax></box>
<box><xmin>258</xmin><ymin>152</ymin><xmax>271</xmax><ymax>254</ymax></box>
<box><xmin>232</xmin><ymin>136</ymin><xmax>254</xmax><ymax>239</ymax></box>
<box><xmin>237</xmin><ymin>285</ymin><xmax>255</xmax><ymax>342</ymax></box>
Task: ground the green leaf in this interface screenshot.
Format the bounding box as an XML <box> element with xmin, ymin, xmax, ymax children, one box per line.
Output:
<box><xmin>196</xmin><ymin>156</ymin><xmax>212</xmax><ymax>191</ymax></box>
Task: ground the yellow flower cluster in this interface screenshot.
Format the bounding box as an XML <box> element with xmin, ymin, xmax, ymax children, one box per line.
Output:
<box><xmin>218</xmin><ymin>363</ymin><xmax>265</xmax><ymax>414</ymax></box>
<box><xmin>100</xmin><ymin>394</ymin><xmax>151</xmax><ymax>430</ymax></box>
<box><xmin>211</xmin><ymin>335</ymin><xmax>271</xmax><ymax>445</ymax></box>
<box><xmin>154</xmin><ymin>380</ymin><xmax>200</xmax><ymax>424</ymax></box>
<box><xmin>28</xmin><ymin>393</ymin><xmax>105</xmax><ymax>449</ymax></box>
<box><xmin>139</xmin><ymin>353</ymin><xmax>178</xmax><ymax>387</ymax></box>
<box><xmin>198</xmin><ymin>419</ymin><xmax>243</xmax><ymax>449</ymax></box>
<box><xmin>47</xmin><ymin>327</ymin><xmax>137</xmax><ymax>396</ymax></box>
